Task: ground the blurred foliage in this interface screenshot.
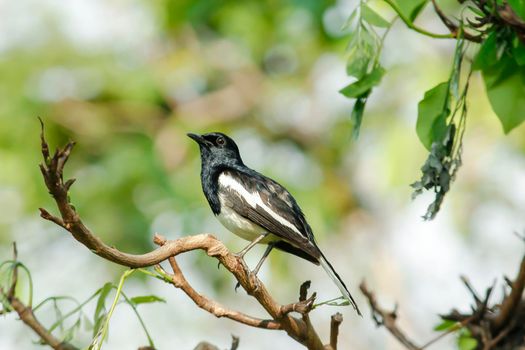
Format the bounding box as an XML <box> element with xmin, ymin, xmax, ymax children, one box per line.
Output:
<box><xmin>1</xmin><ymin>0</ymin><xmax>525</xmax><ymax>348</ymax></box>
<box><xmin>0</xmin><ymin>0</ymin><xmax>363</xmax><ymax>295</ymax></box>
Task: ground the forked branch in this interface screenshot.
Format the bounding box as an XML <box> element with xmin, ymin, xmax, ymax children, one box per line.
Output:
<box><xmin>37</xmin><ymin>122</ymin><xmax>343</xmax><ymax>350</ymax></box>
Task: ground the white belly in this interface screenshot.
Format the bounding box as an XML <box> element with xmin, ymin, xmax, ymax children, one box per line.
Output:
<box><xmin>216</xmin><ymin>206</ymin><xmax>276</xmax><ymax>244</ymax></box>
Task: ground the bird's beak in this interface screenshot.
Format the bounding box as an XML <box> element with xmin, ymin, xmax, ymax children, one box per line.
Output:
<box><xmin>187</xmin><ymin>133</ymin><xmax>210</xmax><ymax>147</ymax></box>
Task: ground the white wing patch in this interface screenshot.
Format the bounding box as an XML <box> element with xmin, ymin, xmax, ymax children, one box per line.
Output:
<box><xmin>218</xmin><ymin>173</ymin><xmax>303</xmax><ymax>236</ymax></box>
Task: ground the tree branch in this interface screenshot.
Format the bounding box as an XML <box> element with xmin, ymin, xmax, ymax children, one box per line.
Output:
<box><xmin>328</xmin><ymin>313</ymin><xmax>343</xmax><ymax>350</ymax></box>
<box><xmin>491</xmin><ymin>255</ymin><xmax>525</xmax><ymax>332</ymax></box>
<box><xmin>37</xmin><ymin>123</ymin><xmax>345</xmax><ymax>349</ymax></box>
<box><xmin>0</xmin><ymin>243</ymin><xmax>78</xmax><ymax>350</ymax></box>
<box><xmin>359</xmin><ymin>281</ymin><xmax>421</xmax><ymax>350</ymax></box>
<box><xmin>153</xmin><ymin>235</ymin><xmax>281</xmax><ymax>330</ymax></box>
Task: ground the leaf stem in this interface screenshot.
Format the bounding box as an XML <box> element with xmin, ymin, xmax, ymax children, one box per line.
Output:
<box><xmin>121</xmin><ymin>291</ymin><xmax>156</xmax><ymax>348</ymax></box>
<box><xmin>382</xmin><ymin>0</ymin><xmax>455</xmax><ymax>39</ymax></box>
<box><xmin>92</xmin><ymin>269</ymin><xmax>135</xmax><ymax>350</ymax></box>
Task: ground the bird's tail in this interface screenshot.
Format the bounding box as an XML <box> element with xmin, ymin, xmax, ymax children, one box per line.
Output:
<box><xmin>319</xmin><ymin>251</ymin><xmax>361</xmax><ymax>316</ymax></box>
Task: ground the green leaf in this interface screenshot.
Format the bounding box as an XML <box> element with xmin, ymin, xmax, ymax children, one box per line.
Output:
<box><xmin>351</xmin><ymin>95</ymin><xmax>369</xmax><ymax>138</ymax></box>
<box><xmin>508</xmin><ymin>0</ymin><xmax>525</xmax><ymax>21</ymax></box>
<box><xmin>340</xmin><ymin>66</ymin><xmax>385</xmax><ymax>98</ymax></box>
<box><xmin>472</xmin><ymin>31</ymin><xmax>498</xmax><ymax>71</ymax></box>
<box><xmin>129</xmin><ymin>295</ymin><xmax>166</xmax><ymax>305</ymax></box>
<box><xmin>512</xmin><ymin>38</ymin><xmax>525</xmax><ymax>66</ymax></box>
<box><xmin>482</xmin><ymin>55</ymin><xmax>525</xmax><ymax>133</ymax></box>
<box><xmin>361</xmin><ymin>4</ymin><xmax>389</xmax><ymax>28</ymax></box>
<box><xmin>93</xmin><ymin>283</ymin><xmax>113</xmax><ymax>337</ymax></box>
<box><xmin>346</xmin><ymin>26</ymin><xmax>378</xmax><ymax>79</ymax></box>
<box><xmin>434</xmin><ymin>319</ymin><xmax>457</xmax><ymax>332</ymax></box>
<box><xmin>416</xmin><ymin>82</ymin><xmax>450</xmax><ymax>150</ymax></box>
<box><xmin>394</xmin><ymin>0</ymin><xmax>428</xmax><ymax>22</ymax></box>
<box><xmin>450</xmin><ymin>37</ymin><xmax>465</xmax><ymax>99</ymax></box>
<box><xmin>458</xmin><ymin>331</ymin><xmax>478</xmax><ymax>350</ymax></box>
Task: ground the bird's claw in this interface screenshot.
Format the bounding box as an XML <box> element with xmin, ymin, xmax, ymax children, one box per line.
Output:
<box><xmin>248</xmin><ymin>271</ymin><xmax>261</xmax><ymax>293</ymax></box>
<box><xmin>234</xmin><ymin>271</ymin><xmax>261</xmax><ymax>293</ymax></box>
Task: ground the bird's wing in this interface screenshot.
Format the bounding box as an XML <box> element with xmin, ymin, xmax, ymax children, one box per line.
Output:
<box><xmin>217</xmin><ymin>168</ymin><xmax>320</xmax><ymax>260</ymax></box>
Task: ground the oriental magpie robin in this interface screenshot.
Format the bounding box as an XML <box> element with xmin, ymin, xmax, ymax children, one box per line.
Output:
<box><xmin>188</xmin><ymin>132</ymin><xmax>360</xmax><ymax>315</ymax></box>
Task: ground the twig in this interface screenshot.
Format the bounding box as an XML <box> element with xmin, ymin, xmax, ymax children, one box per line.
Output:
<box><xmin>153</xmin><ymin>236</ymin><xmax>280</xmax><ymax>330</ymax></box>
<box><xmin>328</xmin><ymin>313</ymin><xmax>343</xmax><ymax>350</ymax></box>
<box><xmin>5</xmin><ymin>293</ymin><xmax>78</xmax><ymax>350</ymax></box>
<box><xmin>230</xmin><ymin>335</ymin><xmax>240</xmax><ymax>350</ymax></box>
<box><xmin>382</xmin><ymin>0</ymin><xmax>455</xmax><ymax>39</ymax></box>
<box><xmin>420</xmin><ymin>315</ymin><xmax>475</xmax><ymax>349</ymax></box>
<box><xmin>0</xmin><ymin>243</ymin><xmax>78</xmax><ymax>350</ymax></box>
<box><xmin>7</xmin><ymin>243</ymin><xmax>18</xmax><ymax>299</ymax></box>
<box><xmin>460</xmin><ymin>275</ymin><xmax>482</xmax><ymax>306</ymax></box>
<box><xmin>491</xmin><ymin>255</ymin><xmax>525</xmax><ymax>331</ymax></box>
<box><xmin>279</xmin><ymin>282</ymin><xmax>316</xmax><ymax>317</ymax></box>
<box><xmin>359</xmin><ymin>281</ymin><xmax>421</xmax><ymax>350</ymax></box>
<box><xmin>430</xmin><ymin>0</ymin><xmax>483</xmax><ymax>42</ymax></box>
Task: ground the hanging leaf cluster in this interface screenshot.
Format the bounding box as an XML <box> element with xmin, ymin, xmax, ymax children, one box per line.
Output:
<box><xmin>341</xmin><ymin>0</ymin><xmax>525</xmax><ymax>219</ymax></box>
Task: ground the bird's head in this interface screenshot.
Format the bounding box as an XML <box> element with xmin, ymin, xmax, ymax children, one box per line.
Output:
<box><xmin>187</xmin><ymin>132</ymin><xmax>243</xmax><ymax>166</ymax></box>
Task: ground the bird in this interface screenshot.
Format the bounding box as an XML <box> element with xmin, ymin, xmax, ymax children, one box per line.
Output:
<box><xmin>188</xmin><ymin>131</ymin><xmax>360</xmax><ymax>315</ymax></box>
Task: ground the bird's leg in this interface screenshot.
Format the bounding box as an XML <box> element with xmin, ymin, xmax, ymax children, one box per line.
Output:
<box><xmin>234</xmin><ymin>233</ymin><xmax>269</xmax><ymax>292</ymax></box>
<box><xmin>235</xmin><ymin>233</ymin><xmax>268</xmax><ymax>259</ymax></box>
<box><xmin>252</xmin><ymin>242</ymin><xmax>275</xmax><ymax>277</ymax></box>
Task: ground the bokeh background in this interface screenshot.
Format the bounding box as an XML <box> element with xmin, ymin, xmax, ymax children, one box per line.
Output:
<box><xmin>1</xmin><ymin>0</ymin><xmax>525</xmax><ymax>349</ymax></box>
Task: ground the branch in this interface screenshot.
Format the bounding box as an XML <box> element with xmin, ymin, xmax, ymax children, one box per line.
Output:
<box><xmin>328</xmin><ymin>313</ymin><xmax>343</xmax><ymax>350</ymax></box>
<box><xmin>153</xmin><ymin>235</ymin><xmax>281</xmax><ymax>330</ymax></box>
<box><xmin>0</xmin><ymin>243</ymin><xmax>78</xmax><ymax>350</ymax></box>
<box><xmin>37</xmin><ymin>123</ymin><xmax>345</xmax><ymax>349</ymax></box>
<box><xmin>430</xmin><ymin>0</ymin><xmax>483</xmax><ymax>43</ymax></box>
<box><xmin>6</xmin><ymin>294</ymin><xmax>78</xmax><ymax>350</ymax></box>
<box><xmin>359</xmin><ymin>281</ymin><xmax>421</xmax><ymax>350</ymax></box>
<box><xmin>382</xmin><ymin>0</ymin><xmax>455</xmax><ymax>40</ymax></box>
<box><xmin>491</xmin><ymin>254</ymin><xmax>525</xmax><ymax>331</ymax></box>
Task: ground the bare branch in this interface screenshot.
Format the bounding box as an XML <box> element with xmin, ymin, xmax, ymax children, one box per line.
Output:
<box><xmin>230</xmin><ymin>335</ymin><xmax>240</xmax><ymax>350</ymax></box>
<box><xmin>328</xmin><ymin>313</ymin><xmax>343</xmax><ymax>350</ymax></box>
<box><xmin>491</xmin><ymin>255</ymin><xmax>525</xmax><ymax>332</ymax></box>
<box><xmin>153</xmin><ymin>236</ymin><xmax>281</xmax><ymax>330</ymax></box>
<box><xmin>359</xmin><ymin>281</ymin><xmax>421</xmax><ymax>350</ymax></box>
<box><xmin>37</xmin><ymin>125</ymin><xmax>344</xmax><ymax>350</ymax></box>
<box><xmin>6</xmin><ymin>295</ymin><xmax>78</xmax><ymax>350</ymax></box>
<box><xmin>0</xmin><ymin>243</ymin><xmax>78</xmax><ymax>350</ymax></box>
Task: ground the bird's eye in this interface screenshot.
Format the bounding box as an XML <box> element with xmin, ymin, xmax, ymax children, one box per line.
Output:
<box><xmin>216</xmin><ymin>136</ymin><xmax>226</xmax><ymax>146</ymax></box>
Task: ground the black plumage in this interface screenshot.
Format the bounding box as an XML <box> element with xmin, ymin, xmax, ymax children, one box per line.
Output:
<box><xmin>188</xmin><ymin>131</ymin><xmax>360</xmax><ymax>315</ymax></box>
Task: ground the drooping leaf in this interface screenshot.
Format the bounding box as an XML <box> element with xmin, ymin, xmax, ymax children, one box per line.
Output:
<box><xmin>93</xmin><ymin>283</ymin><xmax>113</xmax><ymax>337</ymax></box>
<box><xmin>482</xmin><ymin>54</ymin><xmax>525</xmax><ymax>133</ymax></box>
<box><xmin>416</xmin><ymin>82</ymin><xmax>450</xmax><ymax>150</ymax></box>
<box><xmin>361</xmin><ymin>4</ymin><xmax>389</xmax><ymax>28</ymax></box>
<box><xmin>340</xmin><ymin>66</ymin><xmax>385</xmax><ymax>98</ymax></box>
<box><xmin>346</xmin><ymin>26</ymin><xmax>379</xmax><ymax>79</ymax></box>
<box><xmin>129</xmin><ymin>295</ymin><xmax>166</xmax><ymax>305</ymax></box>
<box><xmin>450</xmin><ymin>37</ymin><xmax>465</xmax><ymax>99</ymax></box>
<box><xmin>351</xmin><ymin>94</ymin><xmax>369</xmax><ymax>138</ymax></box>
<box><xmin>394</xmin><ymin>0</ymin><xmax>428</xmax><ymax>22</ymax></box>
<box><xmin>412</xmin><ymin>124</ymin><xmax>461</xmax><ymax>220</ymax></box>
<box><xmin>472</xmin><ymin>31</ymin><xmax>499</xmax><ymax>71</ymax></box>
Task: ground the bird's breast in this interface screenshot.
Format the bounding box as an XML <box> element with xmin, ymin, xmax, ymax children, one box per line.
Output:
<box><xmin>216</xmin><ymin>204</ymin><xmax>277</xmax><ymax>243</ymax></box>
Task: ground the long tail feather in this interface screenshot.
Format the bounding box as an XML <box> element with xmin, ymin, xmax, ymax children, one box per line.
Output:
<box><xmin>319</xmin><ymin>251</ymin><xmax>361</xmax><ymax>316</ymax></box>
